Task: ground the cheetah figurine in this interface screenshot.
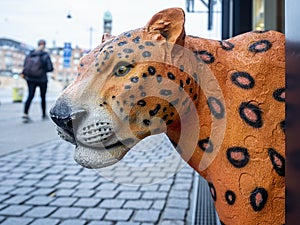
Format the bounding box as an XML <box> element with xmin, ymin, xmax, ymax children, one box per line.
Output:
<box><xmin>50</xmin><ymin>8</ymin><xmax>285</xmax><ymax>225</ymax></box>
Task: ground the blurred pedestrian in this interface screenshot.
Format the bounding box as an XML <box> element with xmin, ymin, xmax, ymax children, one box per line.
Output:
<box><xmin>21</xmin><ymin>39</ymin><xmax>54</xmax><ymax>123</ymax></box>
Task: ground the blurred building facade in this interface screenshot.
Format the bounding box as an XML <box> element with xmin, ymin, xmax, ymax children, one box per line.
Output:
<box><xmin>0</xmin><ymin>38</ymin><xmax>86</xmax><ymax>86</ymax></box>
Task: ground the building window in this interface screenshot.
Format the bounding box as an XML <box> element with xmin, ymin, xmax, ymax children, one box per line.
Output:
<box><xmin>253</xmin><ymin>0</ymin><xmax>265</xmax><ymax>31</ymax></box>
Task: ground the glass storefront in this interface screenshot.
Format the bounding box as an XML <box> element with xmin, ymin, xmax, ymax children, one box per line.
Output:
<box><xmin>253</xmin><ymin>0</ymin><xmax>265</xmax><ymax>31</ymax></box>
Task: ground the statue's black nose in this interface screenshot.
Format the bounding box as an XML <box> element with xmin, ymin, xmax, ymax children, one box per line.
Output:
<box><xmin>49</xmin><ymin>99</ymin><xmax>86</xmax><ymax>135</ymax></box>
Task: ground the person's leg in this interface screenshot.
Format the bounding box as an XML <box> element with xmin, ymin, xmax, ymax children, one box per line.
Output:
<box><xmin>39</xmin><ymin>82</ymin><xmax>48</xmax><ymax>118</ymax></box>
<box><xmin>24</xmin><ymin>81</ymin><xmax>37</xmax><ymax>116</ymax></box>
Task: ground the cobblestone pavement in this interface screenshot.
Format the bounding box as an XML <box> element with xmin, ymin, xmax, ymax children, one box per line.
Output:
<box><xmin>0</xmin><ymin>134</ymin><xmax>197</xmax><ymax>225</ymax></box>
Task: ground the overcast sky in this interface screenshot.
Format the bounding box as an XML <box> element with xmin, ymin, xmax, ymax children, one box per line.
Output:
<box><xmin>0</xmin><ymin>0</ymin><xmax>221</xmax><ymax>49</ymax></box>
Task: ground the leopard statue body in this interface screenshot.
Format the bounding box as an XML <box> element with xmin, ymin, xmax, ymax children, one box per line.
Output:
<box><xmin>50</xmin><ymin>8</ymin><xmax>285</xmax><ymax>225</ymax></box>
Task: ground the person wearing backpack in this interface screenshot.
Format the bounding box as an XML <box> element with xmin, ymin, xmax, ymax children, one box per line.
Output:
<box><xmin>21</xmin><ymin>39</ymin><xmax>54</xmax><ymax>123</ymax></box>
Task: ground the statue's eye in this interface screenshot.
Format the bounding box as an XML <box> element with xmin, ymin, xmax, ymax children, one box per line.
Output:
<box><xmin>114</xmin><ymin>62</ymin><xmax>133</xmax><ymax>77</ymax></box>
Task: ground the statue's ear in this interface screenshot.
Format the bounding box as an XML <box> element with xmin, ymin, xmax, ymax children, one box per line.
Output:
<box><xmin>145</xmin><ymin>8</ymin><xmax>185</xmax><ymax>46</ymax></box>
<box><xmin>102</xmin><ymin>33</ymin><xmax>115</xmax><ymax>43</ymax></box>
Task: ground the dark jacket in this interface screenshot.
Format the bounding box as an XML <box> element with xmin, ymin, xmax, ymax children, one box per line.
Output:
<box><xmin>23</xmin><ymin>50</ymin><xmax>54</xmax><ymax>83</ymax></box>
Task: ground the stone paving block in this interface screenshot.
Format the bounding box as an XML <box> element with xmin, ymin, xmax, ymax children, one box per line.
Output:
<box><xmin>142</xmin><ymin>192</ymin><xmax>168</xmax><ymax>200</ymax></box>
<box><xmin>152</xmin><ymin>200</ymin><xmax>166</xmax><ymax>210</ymax></box>
<box><xmin>4</xmin><ymin>195</ymin><xmax>31</xmax><ymax>204</ymax></box>
<box><xmin>0</xmin><ymin>216</ymin><xmax>4</xmax><ymax>222</ymax></box>
<box><xmin>97</xmin><ymin>183</ymin><xmax>119</xmax><ymax>190</ymax></box>
<box><xmin>160</xmin><ymin>220</ymin><xmax>184</xmax><ymax>225</ymax></box>
<box><xmin>43</xmin><ymin>174</ymin><xmax>64</xmax><ymax>180</ymax></box>
<box><xmin>172</xmin><ymin>183</ymin><xmax>192</xmax><ymax>191</ymax></box>
<box><xmin>133</xmin><ymin>177</ymin><xmax>153</xmax><ymax>184</ymax></box>
<box><xmin>0</xmin><ymin>205</ymin><xmax>32</xmax><ymax>216</ymax></box>
<box><xmin>100</xmin><ymin>199</ymin><xmax>125</xmax><ymax>208</ymax></box>
<box><xmin>0</xmin><ymin>179</ymin><xmax>21</xmax><ymax>186</ymax></box>
<box><xmin>0</xmin><ymin>194</ymin><xmax>11</xmax><ymax>202</ymax></box>
<box><xmin>24</xmin><ymin>206</ymin><xmax>57</xmax><ymax>217</ymax></box>
<box><xmin>7</xmin><ymin>172</ymin><xmax>25</xmax><ymax>178</ymax></box>
<box><xmin>168</xmin><ymin>190</ymin><xmax>189</xmax><ymax>199</ymax></box>
<box><xmin>133</xmin><ymin>210</ymin><xmax>160</xmax><ymax>223</ymax></box>
<box><xmin>10</xmin><ymin>187</ymin><xmax>35</xmax><ymax>195</ymax></box>
<box><xmin>105</xmin><ymin>209</ymin><xmax>133</xmax><ymax>221</ymax></box>
<box><xmin>59</xmin><ymin>219</ymin><xmax>86</xmax><ymax>225</ymax></box>
<box><xmin>25</xmin><ymin>196</ymin><xmax>55</xmax><ymax>205</ymax></box>
<box><xmin>117</xmin><ymin>185</ymin><xmax>140</xmax><ymax>191</ymax></box>
<box><xmin>117</xmin><ymin>191</ymin><xmax>142</xmax><ymax>200</ymax></box>
<box><xmin>76</xmin><ymin>182</ymin><xmax>99</xmax><ymax>189</ymax></box>
<box><xmin>24</xmin><ymin>173</ymin><xmax>45</xmax><ymax>180</ymax></box>
<box><xmin>88</xmin><ymin>221</ymin><xmax>113</xmax><ymax>225</ymax></box>
<box><xmin>29</xmin><ymin>218</ymin><xmax>60</xmax><ymax>225</ymax></box>
<box><xmin>162</xmin><ymin>208</ymin><xmax>186</xmax><ymax>220</ymax></box>
<box><xmin>31</xmin><ymin>188</ymin><xmax>55</xmax><ymax>196</ymax></box>
<box><xmin>56</xmin><ymin>181</ymin><xmax>79</xmax><ymax>189</ymax></box>
<box><xmin>50</xmin><ymin>197</ymin><xmax>78</xmax><ymax>206</ymax></box>
<box><xmin>94</xmin><ymin>190</ymin><xmax>119</xmax><ymax>199</ymax></box>
<box><xmin>63</xmin><ymin>175</ymin><xmax>81</xmax><ymax>181</ymax></box>
<box><xmin>74</xmin><ymin>197</ymin><xmax>101</xmax><ymax>207</ymax></box>
<box><xmin>158</xmin><ymin>184</ymin><xmax>171</xmax><ymax>192</ymax></box>
<box><xmin>55</xmin><ymin>189</ymin><xmax>76</xmax><ymax>197</ymax></box>
<box><xmin>34</xmin><ymin>180</ymin><xmax>59</xmax><ymax>188</ymax></box>
<box><xmin>123</xmin><ymin>200</ymin><xmax>153</xmax><ymax>209</ymax></box>
<box><xmin>72</xmin><ymin>189</ymin><xmax>95</xmax><ymax>197</ymax></box>
<box><xmin>15</xmin><ymin>179</ymin><xmax>38</xmax><ymax>187</ymax></box>
<box><xmin>115</xmin><ymin>222</ymin><xmax>141</xmax><ymax>225</ymax></box>
<box><xmin>167</xmin><ymin>198</ymin><xmax>189</xmax><ymax>209</ymax></box>
<box><xmin>80</xmin><ymin>176</ymin><xmax>98</xmax><ymax>182</ymax></box>
<box><xmin>1</xmin><ymin>217</ymin><xmax>33</xmax><ymax>225</ymax></box>
<box><xmin>139</xmin><ymin>185</ymin><xmax>159</xmax><ymax>192</ymax></box>
<box><xmin>0</xmin><ymin>187</ymin><xmax>14</xmax><ymax>194</ymax></box>
<box><xmin>80</xmin><ymin>208</ymin><xmax>106</xmax><ymax>220</ymax></box>
<box><xmin>50</xmin><ymin>207</ymin><xmax>84</xmax><ymax>218</ymax></box>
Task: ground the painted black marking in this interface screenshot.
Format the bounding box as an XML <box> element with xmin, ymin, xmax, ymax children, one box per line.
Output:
<box><xmin>249</xmin><ymin>39</ymin><xmax>272</xmax><ymax>53</ymax></box>
<box><xmin>250</xmin><ymin>187</ymin><xmax>268</xmax><ymax>212</ymax></box>
<box><xmin>145</xmin><ymin>41</ymin><xmax>155</xmax><ymax>46</ymax></box>
<box><xmin>123</xmin><ymin>48</ymin><xmax>134</xmax><ymax>54</ymax></box>
<box><xmin>182</xmin><ymin>97</ymin><xmax>189</xmax><ymax>106</ymax></box>
<box><xmin>273</xmin><ymin>88</ymin><xmax>285</xmax><ymax>102</ymax></box>
<box><xmin>226</xmin><ymin>147</ymin><xmax>250</xmax><ymax>168</ymax></box>
<box><xmin>160</xmin><ymin>89</ymin><xmax>172</xmax><ymax>96</ymax></box>
<box><xmin>124</xmin><ymin>32</ymin><xmax>131</xmax><ymax>37</ymax></box>
<box><xmin>225</xmin><ymin>190</ymin><xmax>236</xmax><ymax>205</ymax></box>
<box><xmin>193</xmin><ymin>73</ymin><xmax>199</xmax><ymax>83</ymax></box>
<box><xmin>170</xmin><ymin>98</ymin><xmax>179</xmax><ymax>106</ymax></box>
<box><xmin>194</xmin><ymin>50</ymin><xmax>215</xmax><ymax>64</ymax></box>
<box><xmin>130</xmin><ymin>76</ymin><xmax>139</xmax><ymax>83</ymax></box>
<box><xmin>268</xmin><ymin>148</ymin><xmax>285</xmax><ymax>176</ymax></box>
<box><xmin>142</xmin><ymin>73</ymin><xmax>147</xmax><ymax>79</ymax></box>
<box><xmin>180</xmin><ymin>65</ymin><xmax>184</xmax><ymax>72</ymax></box>
<box><xmin>239</xmin><ymin>102</ymin><xmax>263</xmax><ymax>128</ymax></box>
<box><xmin>141</xmin><ymin>92</ymin><xmax>146</xmax><ymax>97</ymax></box>
<box><xmin>149</xmin><ymin>104</ymin><xmax>161</xmax><ymax>116</ymax></box>
<box><xmin>193</xmin><ymin>94</ymin><xmax>198</xmax><ymax>101</ymax></box>
<box><xmin>124</xmin><ymin>85</ymin><xmax>131</xmax><ymax>90</ymax></box>
<box><xmin>219</xmin><ymin>40</ymin><xmax>235</xmax><ymax>51</ymax></box>
<box><xmin>118</xmin><ymin>41</ymin><xmax>128</xmax><ymax>46</ymax></box>
<box><xmin>138</xmin><ymin>45</ymin><xmax>145</xmax><ymax>49</ymax></box>
<box><xmin>129</xmin><ymin>95</ymin><xmax>135</xmax><ymax>99</ymax></box>
<box><xmin>162</xmin><ymin>114</ymin><xmax>168</xmax><ymax>121</ymax></box>
<box><xmin>207</xmin><ymin>97</ymin><xmax>225</xmax><ymax>119</ymax></box>
<box><xmin>280</xmin><ymin>120</ymin><xmax>285</xmax><ymax>132</ymax></box>
<box><xmin>208</xmin><ymin>182</ymin><xmax>217</xmax><ymax>201</ymax></box>
<box><xmin>179</xmin><ymin>80</ymin><xmax>184</xmax><ymax>91</ymax></box>
<box><xmin>143</xmin><ymin>119</ymin><xmax>151</xmax><ymax>126</ymax></box>
<box><xmin>133</xmin><ymin>36</ymin><xmax>140</xmax><ymax>43</ymax></box>
<box><xmin>103</xmin><ymin>51</ymin><xmax>110</xmax><ymax>60</ymax></box>
<box><xmin>137</xmin><ymin>100</ymin><xmax>146</xmax><ymax>106</ymax></box>
<box><xmin>156</xmin><ymin>75</ymin><xmax>162</xmax><ymax>83</ymax></box>
<box><xmin>166</xmin><ymin>120</ymin><xmax>173</xmax><ymax>125</ymax></box>
<box><xmin>231</xmin><ymin>71</ymin><xmax>255</xmax><ymax>89</ymax></box>
<box><xmin>198</xmin><ymin>138</ymin><xmax>213</xmax><ymax>153</ymax></box>
<box><xmin>138</xmin><ymin>85</ymin><xmax>143</xmax><ymax>90</ymax></box>
<box><xmin>148</xmin><ymin>66</ymin><xmax>156</xmax><ymax>75</ymax></box>
<box><xmin>142</xmin><ymin>51</ymin><xmax>151</xmax><ymax>58</ymax></box>
<box><xmin>186</xmin><ymin>77</ymin><xmax>191</xmax><ymax>85</ymax></box>
<box><xmin>167</xmin><ymin>72</ymin><xmax>175</xmax><ymax>80</ymax></box>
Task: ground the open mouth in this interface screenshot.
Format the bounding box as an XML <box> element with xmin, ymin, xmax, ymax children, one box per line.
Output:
<box><xmin>73</xmin><ymin>139</ymin><xmax>135</xmax><ymax>169</ymax></box>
